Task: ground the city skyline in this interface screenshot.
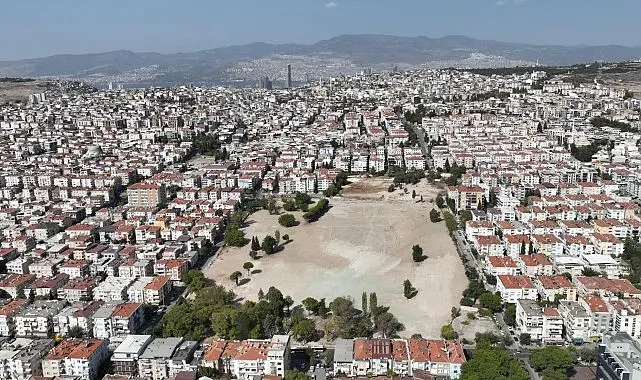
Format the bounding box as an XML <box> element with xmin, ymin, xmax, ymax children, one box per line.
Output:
<box><xmin>2</xmin><ymin>0</ymin><xmax>641</xmax><ymax>61</ymax></box>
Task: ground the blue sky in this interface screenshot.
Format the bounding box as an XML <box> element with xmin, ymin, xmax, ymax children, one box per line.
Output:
<box><xmin>2</xmin><ymin>0</ymin><xmax>640</xmax><ymax>60</ymax></box>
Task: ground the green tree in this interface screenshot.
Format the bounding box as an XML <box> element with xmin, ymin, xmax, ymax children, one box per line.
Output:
<box><xmin>278</xmin><ymin>214</ymin><xmax>298</xmax><ymax>227</ymax></box>
<box><xmin>429</xmin><ymin>208</ymin><xmax>441</xmax><ymax>222</ymax></box>
<box><xmin>519</xmin><ymin>333</ymin><xmax>531</xmax><ymax>345</ymax></box>
<box><xmin>577</xmin><ymin>345</ymin><xmax>597</xmax><ymax>364</ymax></box>
<box><xmin>303</xmin><ymin>199</ymin><xmax>330</xmax><ymax>222</ymax></box>
<box><xmin>374</xmin><ymin>312</ymin><xmax>404</xmax><ymax>338</ymax></box>
<box><xmin>274</xmin><ymin>230</ymin><xmax>281</xmax><ymax>245</ymax></box>
<box><xmin>302</xmin><ymin>297</ymin><xmax>320</xmax><ymax>315</ymax></box>
<box><xmin>529</xmin><ymin>346</ymin><xmax>575</xmax><ymax>374</ymax></box>
<box><xmin>243</xmin><ymin>262</ymin><xmax>254</xmax><ymax>275</ymax></box>
<box><xmin>291</xmin><ymin>318</ymin><xmax>318</xmax><ymax>342</ymax></box>
<box><xmin>443</xmin><ymin>211</ymin><xmax>458</xmax><ymax>233</ymax></box>
<box><xmin>294</xmin><ymin>192</ymin><xmax>311</xmax><ymax>208</ymax></box>
<box><xmin>282</xmin><ymin>234</ymin><xmax>290</xmax><ymax>242</ymax></box>
<box><xmin>369</xmin><ymin>292</ymin><xmax>378</xmax><ymax>316</ymax></box>
<box><xmin>67</xmin><ymin>326</ymin><xmax>85</xmax><ymax>338</ymax></box>
<box><xmin>251</xmin><ymin>236</ymin><xmax>261</xmax><ymax>251</ymax></box>
<box><xmin>459</xmin><ymin>210</ymin><xmax>472</xmax><ymax>227</ymax></box>
<box><xmin>479</xmin><ymin>292</ymin><xmax>503</xmax><ymax>313</ymax></box>
<box><xmin>184</xmin><ymin>270</ymin><xmax>207</xmax><ymax>292</ymax></box>
<box><xmin>262</xmin><ymin>235</ymin><xmax>278</xmax><ymax>254</ymax></box>
<box><xmin>211</xmin><ymin>306</ymin><xmax>240</xmax><ymax>338</ymax></box>
<box><xmin>284</xmin><ymin>371</ymin><xmax>312</xmax><ymax>380</ymax></box>
<box><xmin>440</xmin><ymin>323</ymin><xmax>459</xmax><ymax>340</ymax></box>
<box><xmin>403</xmin><ymin>279</ymin><xmax>418</xmax><ymax>299</ymax></box>
<box><xmin>412</xmin><ymin>244</ymin><xmax>425</xmax><ymax>262</ymax></box>
<box><xmin>229</xmin><ymin>271</ymin><xmax>242</xmax><ymax>286</ymax></box>
<box><xmin>541</xmin><ymin>368</ymin><xmax>567</xmax><ymax>380</ymax></box>
<box><xmin>435</xmin><ymin>194</ymin><xmax>445</xmax><ymax>208</ymax></box>
<box><xmin>361</xmin><ymin>292</ymin><xmax>368</xmax><ymax>314</ymax></box>
<box><xmin>504</xmin><ymin>304</ymin><xmax>516</xmax><ymax>327</ymax></box>
<box><xmin>224</xmin><ymin>224</ymin><xmax>246</xmax><ymax>247</ymax></box>
<box><xmin>323</xmin><ymin>184</ymin><xmax>339</xmax><ymax>197</ymax></box>
<box><xmin>460</xmin><ymin>346</ymin><xmax>529</xmax><ymax>380</ymax></box>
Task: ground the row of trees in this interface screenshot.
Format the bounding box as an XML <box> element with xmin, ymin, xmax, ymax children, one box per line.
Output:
<box><xmin>623</xmin><ymin>237</ymin><xmax>641</xmax><ymax>285</ymax></box>
<box><xmin>323</xmin><ymin>171</ymin><xmax>350</xmax><ymax>197</ymax></box>
<box><xmin>391</xmin><ymin>168</ymin><xmax>426</xmax><ymax>185</ymax></box>
<box><xmin>303</xmin><ymin>199</ymin><xmax>330</xmax><ymax>222</ymax></box>
<box><xmin>443</xmin><ymin>161</ymin><xmax>467</xmax><ymax>186</ymax></box>
<box><xmin>250</xmin><ymin>233</ymin><xmax>285</xmax><ymax>256</ymax></box>
<box><xmin>302</xmin><ymin>292</ymin><xmax>404</xmax><ymax>339</ymax></box>
<box><xmin>591</xmin><ymin>116</ymin><xmax>637</xmax><ymax>132</ymax></box>
<box><xmin>283</xmin><ymin>192</ymin><xmax>312</xmax><ymax>212</ymax></box>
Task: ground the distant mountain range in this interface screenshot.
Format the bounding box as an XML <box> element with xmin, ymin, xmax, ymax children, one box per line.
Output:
<box><xmin>1</xmin><ymin>34</ymin><xmax>640</xmax><ymax>87</ymax></box>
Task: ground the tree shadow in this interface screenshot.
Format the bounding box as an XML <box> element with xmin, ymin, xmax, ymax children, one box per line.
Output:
<box><xmin>251</xmin><ymin>269</ymin><xmax>262</xmax><ymax>275</ymax></box>
<box><xmin>238</xmin><ymin>278</ymin><xmax>251</xmax><ymax>286</ymax></box>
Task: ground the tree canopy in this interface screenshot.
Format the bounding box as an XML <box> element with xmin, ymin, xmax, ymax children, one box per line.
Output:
<box><xmin>278</xmin><ymin>214</ymin><xmax>298</xmax><ymax>227</ymax></box>
<box><xmin>460</xmin><ymin>346</ymin><xmax>529</xmax><ymax>380</ymax></box>
<box><xmin>529</xmin><ymin>346</ymin><xmax>575</xmax><ymax>375</ymax></box>
<box><xmin>224</xmin><ymin>224</ymin><xmax>246</xmax><ymax>247</ymax></box>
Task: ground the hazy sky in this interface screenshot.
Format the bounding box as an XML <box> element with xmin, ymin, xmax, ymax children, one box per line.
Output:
<box><xmin>2</xmin><ymin>0</ymin><xmax>640</xmax><ymax>60</ymax></box>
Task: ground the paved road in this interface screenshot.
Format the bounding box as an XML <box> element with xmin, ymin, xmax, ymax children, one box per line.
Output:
<box><xmin>410</xmin><ymin>123</ymin><xmax>433</xmax><ymax>170</ymax></box>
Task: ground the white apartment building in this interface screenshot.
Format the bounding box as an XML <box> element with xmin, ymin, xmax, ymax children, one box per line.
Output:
<box><xmin>15</xmin><ymin>300</ymin><xmax>67</xmax><ymax>338</ymax></box>
<box><xmin>496</xmin><ymin>275</ymin><xmax>537</xmax><ymax>304</ymax></box>
<box><xmin>515</xmin><ymin>300</ymin><xmax>563</xmax><ymax>344</ymax></box>
<box><xmin>41</xmin><ymin>338</ymin><xmax>109</xmax><ymax>380</ymax></box>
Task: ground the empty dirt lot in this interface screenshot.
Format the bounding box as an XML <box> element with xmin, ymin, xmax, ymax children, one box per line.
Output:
<box><xmin>204</xmin><ymin>177</ymin><xmax>467</xmax><ymax>338</ymax></box>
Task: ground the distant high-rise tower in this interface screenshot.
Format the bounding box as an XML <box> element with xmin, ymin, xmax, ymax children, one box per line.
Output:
<box><xmin>259</xmin><ymin>76</ymin><xmax>272</xmax><ymax>90</ymax></box>
<box><xmin>287</xmin><ymin>64</ymin><xmax>292</xmax><ymax>88</ymax></box>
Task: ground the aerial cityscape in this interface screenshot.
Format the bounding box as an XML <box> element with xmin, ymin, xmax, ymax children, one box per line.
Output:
<box><xmin>2</xmin><ymin>1</ymin><xmax>641</xmax><ymax>380</ymax></box>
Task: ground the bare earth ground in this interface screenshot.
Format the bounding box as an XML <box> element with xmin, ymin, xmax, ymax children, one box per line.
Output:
<box><xmin>204</xmin><ymin>177</ymin><xmax>467</xmax><ymax>338</ymax></box>
<box><xmin>0</xmin><ymin>81</ymin><xmax>44</xmax><ymax>103</ymax></box>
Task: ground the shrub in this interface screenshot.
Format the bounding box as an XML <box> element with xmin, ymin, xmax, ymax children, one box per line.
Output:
<box><xmin>278</xmin><ymin>214</ymin><xmax>298</xmax><ymax>227</ymax></box>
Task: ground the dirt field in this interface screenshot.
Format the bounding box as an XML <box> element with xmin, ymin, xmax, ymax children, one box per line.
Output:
<box><xmin>0</xmin><ymin>80</ymin><xmax>45</xmax><ymax>104</ymax></box>
<box><xmin>204</xmin><ymin>177</ymin><xmax>467</xmax><ymax>338</ymax></box>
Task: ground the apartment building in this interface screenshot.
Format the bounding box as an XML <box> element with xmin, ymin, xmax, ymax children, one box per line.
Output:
<box><xmin>535</xmin><ymin>275</ymin><xmax>577</xmax><ymax>302</ymax></box>
<box><xmin>41</xmin><ymin>338</ymin><xmax>109</xmax><ymax>380</ymax></box>
<box><xmin>127</xmin><ymin>182</ymin><xmax>167</xmax><ymax>208</ymax></box>
<box><xmin>138</xmin><ymin>337</ymin><xmax>184</xmax><ymax>380</ymax></box>
<box><xmin>53</xmin><ymin>300</ymin><xmax>105</xmax><ymax>337</ymax></box>
<box><xmin>515</xmin><ymin>300</ymin><xmax>563</xmax><ymax>344</ymax></box>
<box><xmin>332</xmin><ymin>338</ymin><xmax>466</xmax><ymax>379</ymax></box>
<box><xmin>201</xmin><ymin>335</ymin><xmax>290</xmax><ymax>379</ymax></box>
<box><xmin>597</xmin><ymin>332</ymin><xmax>641</xmax><ymax>380</ymax></box>
<box><xmin>15</xmin><ymin>300</ymin><xmax>67</xmax><ymax>338</ymax></box>
<box><xmin>448</xmin><ymin>185</ymin><xmax>484</xmax><ymax>211</ymax></box>
<box><xmin>558</xmin><ymin>300</ymin><xmax>592</xmax><ymax>344</ymax></box>
<box><xmin>112</xmin><ymin>334</ymin><xmax>153</xmax><ymax>377</ymax></box>
<box><xmin>0</xmin><ymin>338</ymin><xmax>55</xmax><ymax>380</ymax></box>
<box><xmin>496</xmin><ymin>275</ymin><xmax>537</xmax><ymax>304</ymax></box>
<box><xmin>0</xmin><ymin>299</ymin><xmax>28</xmax><ymax>337</ymax></box>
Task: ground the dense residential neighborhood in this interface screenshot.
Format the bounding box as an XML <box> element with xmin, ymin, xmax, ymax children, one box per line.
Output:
<box><xmin>0</xmin><ymin>63</ymin><xmax>640</xmax><ymax>380</ymax></box>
